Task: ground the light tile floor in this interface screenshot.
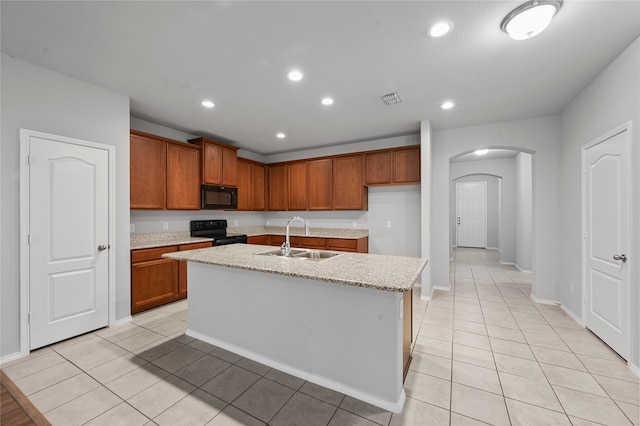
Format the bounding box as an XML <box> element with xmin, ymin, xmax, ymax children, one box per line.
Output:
<box><xmin>3</xmin><ymin>248</ymin><xmax>639</xmax><ymax>425</ymax></box>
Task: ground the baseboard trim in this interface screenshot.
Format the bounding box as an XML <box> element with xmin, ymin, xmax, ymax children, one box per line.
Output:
<box><xmin>0</xmin><ymin>352</ymin><xmax>23</xmax><ymax>366</ymax></box>
<box><xmin>629</xmin><ymin>362</ymin><xmax>640</xmax><ymax>378</ymax></box>
<box><xmin>514</xmin><ymin>264</ymin><xmax>532</xmax><ymax>274</ymax></box>
<box><xmin>111</xmin><ymin>315</ymin><xmax>132</xmax><ymax>327</ymax></box>
<box><xmin>529</xmin><ymin>294</ymin><xmax>585</xmax><ymax>327</ymax></box>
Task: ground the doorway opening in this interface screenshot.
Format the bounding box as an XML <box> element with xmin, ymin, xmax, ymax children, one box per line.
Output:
<box><xmin>449</xmin><ymin>149</ymin><xmax>533</xmax><ymax>288</ymax></box>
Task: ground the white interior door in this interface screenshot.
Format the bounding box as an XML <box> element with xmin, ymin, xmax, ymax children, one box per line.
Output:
<box><xmin>456</xmin><ymin>182</ymin><xmax>487</xmax><ymax>248</ymax></box>
<box><xmin>584</xmin><ymin>128</ymin><xmax>630</xmax><ymax>360</ymax></box>
<box><xmin>27</xmin><ymin>132</ymin><xmax>110</xmax><ymax>350</ymax></box>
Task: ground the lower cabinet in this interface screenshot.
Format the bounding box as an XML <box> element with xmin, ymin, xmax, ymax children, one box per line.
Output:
<box><xmin>249</xmin><ymin>235</ymin><xmax>368</xmax><ymax>253</ymax></box>
<box><xmin>131</xmin><ymin>241</ymin><xmax>212</xmax><ymax>314</ymax></box>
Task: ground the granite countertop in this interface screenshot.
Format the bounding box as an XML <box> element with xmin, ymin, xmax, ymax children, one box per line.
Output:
<box><xmin>230</xmin><ymin>226</ymin><xmax>369</xmax><ymax>239</ymax></box>
<box><xmin>130</xmin><ymin>231</ymin><xmax>213</xmax><ymax>250</ymax></box>
<box><xmin>163</xmin><ymin>244</ymin><xmax>426</xmax><ymax>293</ymax></box>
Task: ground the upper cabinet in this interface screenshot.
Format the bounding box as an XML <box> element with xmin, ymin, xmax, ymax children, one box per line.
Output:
<box><xmin>365</xmin><ymin>146</ymin><xmax>420</xmax><ymax>186</ymax></box>
<box><xmin>308</xmin><ymin>158</ymin><xmax>333</xmax><ymax>210</ymax></box>
<box><xmin>130</xmin><ymin>130</ymin><xmax>200</xmax><ymax>210</ymax></box>
<box><xmin>130</xmin><ymin>132</ymin><xmax>166</xmax><ymax>209</ymax></box>
<box><xmin>287</xmin><ymin>161</ymin><xmax>308</xmax><ymax>211</ymax></box>
<box><xmin>333</xmin><ymin>154</ymin><xmax>366</xmax><ymax>210</ymax></box>
<box><xmin>268</xmin><ymin>163</ymin><xmax>287</xmax><ymax>211</ymax></box>
<box><xmin>237</xmin><ymin>158</ymin><xmax>266</xmax><ymax>211</ymax></box>
<box><xmin>188</xmin><ymin>137</ymin><xmax>239</xmax><ymax>187</ymax></box>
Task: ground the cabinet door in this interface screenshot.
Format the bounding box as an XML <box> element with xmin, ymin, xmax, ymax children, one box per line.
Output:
<box><xmin>251</xmin><ymin>163</ymin><xmax>266</xmax><ymax>210</ymax></box>
<box><xmin>130</xmin><ymin>134</ymin><xmax>166</xmax><ymax>209</ymax></box>
<box><xmin>248</xmin><ymin>235</ymin><xmax>268</xmax><ymax>245</ymax></box>
<box><xmin>131</xmin><ymin>258</ymin><xmax>179</xmax><ymax>314</ymax></box>
<box><xmin>287</xmin><ymin>161</ymin><xmax>307</xmax><ymax>211</ymax></box>
<box><xmin>222</xmin><ymin>146</ymin><xmax>238</xmax><ymax>186</ymax></box>
<box><xmin>166</xmin><ymin>144</ymin><xmax>201</xmax><ymax>210</ymax></box>
<box><xmin>393</xmin><ymin>147</ymin><xmax>420</xmax><ymax>183</ymax></box>
<box><xmin>202</xmin><ymin>142</ymin><xmax>223</xmax><ymax>185</ymax></box>
<box><xmin>365</xmin><ymin>151</ymin><xmax>391</xmax><ymax>185</ymax></box>
<box><xmin>333</xmin><ymin>155</ymin><xmax>365</xmax><ymax>210</ymax></box>
<box><xmin>308</xmin><ymin>159</ymin><xmax>333</xmax><ymax>210</ymax></box>
<box><xmin>299</xmin><ymin>237</ymin><xmax>326</xmax><ymax>249</ymax></box>
<box><xmin>236</xmin><ymin>159</ymin><xmax>251</xmax><ymax>211</ymax></box>
<box><xmin>268</xmin><ymin>164</ymin><xmax>287</xmax><ymax>211</ymax></box>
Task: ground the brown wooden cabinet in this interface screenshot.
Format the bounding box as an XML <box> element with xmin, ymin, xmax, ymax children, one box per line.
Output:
<box><xmin>166</xmin><ymin>142</ymin><xmax>201</xmax><ymax>210</ymax></box>
<box><xmin>237</xmin><ymin>159</ymin><xmax>266</xmax><ymax>211</ymax></box>
<box><xmin>188</xmin><ymin>137</ymin><xmax>239</xmax><ymax>187</ymax></box>
<box><xmin>393</xmin><ymin>147</ymin><xmax>420</xmax><ymax>183</ymax></box>
<box><xmin>365</xmin><ymin>146</ymin><xmax>420</xmax><ymax>186</ymax></box>
<box><xmin>333</xmin><ymin>154</ymin><xmax>367</xmax><ymax>210</ymax></box>
<box><xmin>130</xmin><ymin>132</ymin><xmax>166</xmax><ymax>209</ymax></box>
<box><xmin>268</xmin><ymin>164</ymin><xmax>287</xmax><ymax>211</ymax></box>
<box><xmin>287</xmin><ymin>161</ymin><xmax>308</xmax><ymax>211</ymax></box>
<box><xmin>130</xmin><ymin>131</ymin><xmax>201</xmax><ymax>210</ymax></box>
<box><xmin>131</xmin><ymin>246</ymin><xmax>179</xmax><ymax>314</ymax></box>
<box><xmin>131</xmin><ymin>241</ymin><xmax>212</xmax><ymax>314</ymax></box>
<box><xmin>249</xmin><ymin>235</ymin><xmax>368</xmax><ymax>253</ymax></box>
<box><xmin>308</xmin><ymin>158</ymin><xmax>333</xmax><ymax>210</ymax></box>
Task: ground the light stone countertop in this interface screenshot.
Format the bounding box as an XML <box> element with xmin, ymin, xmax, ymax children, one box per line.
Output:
<box><xmin>230</xmin><ymin>226</ymin><xmax>368</xmax><ymax>239</ymax></box>
<box><xmin>163</xmin><ymin>243</ymin><xmax>426</xmax><ymax>293</ymax></box>
<box><xmin>130</xmin><ymin>231</ymin><xmax>213</xmax><ymax>250</ymax></box>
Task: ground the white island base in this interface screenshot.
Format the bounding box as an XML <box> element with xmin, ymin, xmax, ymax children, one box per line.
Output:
<box><xmin>186</xmin><ymin>262</ymin><xmax>407</xmax><ymax>413</ymax></box>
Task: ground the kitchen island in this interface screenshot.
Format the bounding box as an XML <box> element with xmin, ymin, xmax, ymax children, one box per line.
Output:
<box><xmin>164</xmin><ymin>244</ymin><xmax>427</xmax><ymax>413</ymax></box>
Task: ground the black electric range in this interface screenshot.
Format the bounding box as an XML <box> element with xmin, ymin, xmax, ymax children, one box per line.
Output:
<box><xmin>190</xmin><ymin>220</ymin><xmax>247</xmax><ymax>246</ymax></box>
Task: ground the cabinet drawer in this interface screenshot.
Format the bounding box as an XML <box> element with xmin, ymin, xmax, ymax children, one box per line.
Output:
<box><xmin>326</xmin><ymin>238</ymin><xmax>358</xmax><ymax>251</ymax></box>
<box><xmin>179</xmin><ymin>242</ymin><xmax>212</xmax><ymax>251</ymax></box>
<box><xmin>131</xmin><ymin>246</ymin><xmax>178</xmax><ymax>263</ymax></box>
<box><xmin>299</xmin><ymin>237</ymin><xmax>326</xmax><ymax>249</ymax></box>
<box><xmin>248</xmin><ymin>235</ymin><xmax>269</xmax><ymax>245</ymax></box>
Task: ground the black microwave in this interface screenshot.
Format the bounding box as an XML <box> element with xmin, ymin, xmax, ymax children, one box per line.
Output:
<box><xmin>201</xmin><ymin>185</ymin><xmax>238</xmax><ymax>210</ymax></box>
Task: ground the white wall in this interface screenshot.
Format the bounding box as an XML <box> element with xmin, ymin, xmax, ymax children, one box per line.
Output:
<box><xmin>515</xmin><ymin>153</ymin><xmax>533</xmax><ymax>272</ymax></box>
<box><xmin>429</xmin><ymin>116</ymin><xmax>561</xmax><ymax>301</ymax></box>
<box><xmin>560</xmin><ymin>37</ymin><xmax>640</xmax><ymax>368</ymax></box>
<box><xmin>1</xmin><ymin>54</ymin><xmax>131</xmax><ymax>358</ymax></box>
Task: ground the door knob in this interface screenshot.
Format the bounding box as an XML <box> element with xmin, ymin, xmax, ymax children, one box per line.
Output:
<box><xmin>98</xmin><ymin>244</ymin><xmax>108</xmax><ymax>251</ymax></box>
<box><xmin>613</xmin><ymin>254</ymin><xmax>627</xmax><ymax>262</ymax></box>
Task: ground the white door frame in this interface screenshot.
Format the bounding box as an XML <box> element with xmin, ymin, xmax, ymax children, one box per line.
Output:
<box><xmin>19</xmin><ymin>129</ymin><xmax>117</xmax><ymax>356</ymax></box>
<box><xmin>581</xmin><ymin>121</ymin><xmax>632</xmax><ymax>355</ymax></box>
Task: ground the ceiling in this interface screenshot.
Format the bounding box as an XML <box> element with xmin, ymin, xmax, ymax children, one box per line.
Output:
<box><xmin>2</xmin><ymin>1</ymin><xmax>639</xmax><ymax>155</ymax></box>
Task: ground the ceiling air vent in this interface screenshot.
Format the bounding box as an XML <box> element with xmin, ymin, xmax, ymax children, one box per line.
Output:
<box><xmin>380</xmin><ymin>92</ymin><xmax>401</xmax><ymax>105</ymax></box>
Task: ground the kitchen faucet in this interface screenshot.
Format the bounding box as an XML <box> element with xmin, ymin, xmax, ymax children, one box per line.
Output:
<box><xmin>281</xmin><ymin>216</ymin><xmax>309</xmax><ymax>256</ymax></box>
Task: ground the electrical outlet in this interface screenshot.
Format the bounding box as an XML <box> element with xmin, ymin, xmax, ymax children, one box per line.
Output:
<box><xmin>386</xmin><ymin>221</ymin><xmax>392</xmax><ymax>229</ymax></box>
<box><xmin>130</xmin><ymin>224</ymin><xmax>135</xmax><ymax>233</ymax></box>
<box><xmin>569</xmin><ymin>282</ymin><xmax>575</xmax><ymax>293</ymax></box>
<box><xmin>163</xmin><ymin>222</ymin><xmax>169</xmax><ymax>230</ymax></box>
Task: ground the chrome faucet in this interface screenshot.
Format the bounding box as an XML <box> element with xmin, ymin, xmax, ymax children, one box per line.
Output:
<box><xmin>281</xmin><ymin>216</ymin><xmax>309</xmax><ymax>256</ymax></box>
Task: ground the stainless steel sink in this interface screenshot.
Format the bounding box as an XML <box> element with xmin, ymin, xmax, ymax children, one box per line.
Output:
<box><xmin>256</xmin><ymin>249</ymin><xmax>342</xmax><ymax>261</ymax></box>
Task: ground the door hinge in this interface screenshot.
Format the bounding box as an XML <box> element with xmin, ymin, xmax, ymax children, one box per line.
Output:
<box><xmin>582</xmin><ymin>230</ymin><xmax>588</xmax><ymax>239</ymax></box>
<box><xmin>28</xmin><ymin>312</ymin><xmax>31</xmax><ymax>324</ymax></box>
<box><xmin>27</xmin><ymin>154</ymin><xmax>31</xmax><ymax>166</ymax></box>
<box><xmin>27</xmin><ymin>234</ymin><xmax>30</xmax><ymax>245</ymax></box>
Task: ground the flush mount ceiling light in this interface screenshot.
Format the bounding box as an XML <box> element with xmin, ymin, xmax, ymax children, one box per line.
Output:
<box><xmin>475</xmin><ymin>149</ymin><xmax>489</xmax><ymax>156</ymax></box>
<box><xmin>286</xmin><ymin>69</ymin><xmax>304</xmax><ymax>82</ymax></box>
<box><xmin>380</xmin><ymin>92</ymin><xmax>401</xmax><ymax>105</ymax></box>
<box><xmin>276</xmin><ymin>132</ymin><xmax>286</xmax><ymax>139</ymax></box>
<box><xmin>440</xmin><ymin>100</ymin><xmax>455</xmax><ymax>110</ymax></box>
<box><xmin>428</xmin><ymin>21</ymin><xmax>453</xmax><ymax>38</ymax></box>
<box><xmin>321</xmin><ymin>97</ymin><xmax>334</xmax><ymax>106</ymax></box>
<box><xmin>201</xmin><ymin>100</ymin><xmax>215</xmax><ymax>108</ymax></box>
<box><xmin>501</xmin><ymin>0</ymin><xmax>562</xmax><ymax>40</ymax></box>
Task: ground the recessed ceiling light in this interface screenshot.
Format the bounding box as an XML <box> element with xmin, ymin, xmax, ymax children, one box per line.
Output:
<box><xmin>287</xmin><ymin>69</ymin><xmax>304</xmax><ymax>82</ymax></box>
<box><xmin>475</xmin><ymin>149</ymin><xmax>489</xmax><ymax>156</ymax></box>
<box><xmin>440</xmin><ymin>100</ymin><xmax>455</xmax><ymax>110</ymax></box>
<box><xmin>201</xmin><ymin>100</ymin><xmax>215</xmax><ymax>108</ymax></box>
<box><xmin>321</xmin><ymin>97</ymin><xmax>334</xmax><ymax>106</ymax></box>
<box><xmin>501</xmin><ymin>0</ymin><xmax>562</xmax><ymax>40</ymax></box>
<box><xmin>276</xmin><ymin>133</ymin><xmax>286</xmax><ymax>139</ymax></box>
<box><xmin>428</xmin><ymin>21</ymin><xmax>453</xmax><ymax>37</ymax></box>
